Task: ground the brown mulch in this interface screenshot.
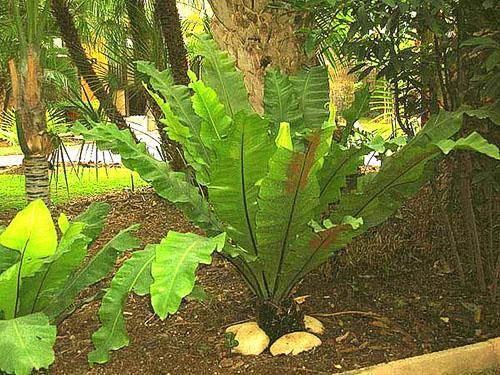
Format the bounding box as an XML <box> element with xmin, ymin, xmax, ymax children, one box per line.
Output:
<box><xmin>1</xmin><ymin>188</ymin><xmax>499</xmax><ymax>374</ymax></box>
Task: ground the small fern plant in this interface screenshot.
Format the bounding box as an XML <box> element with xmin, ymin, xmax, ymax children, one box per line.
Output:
<box><xmin>0</xmin><ymin>200</ymin><xmax>140</xmax><ymax>374</ymax></box>
<box><xmin>75</xmin><ymin>34</ymin><xmax>499</xmax><ymax>342</ymax></box>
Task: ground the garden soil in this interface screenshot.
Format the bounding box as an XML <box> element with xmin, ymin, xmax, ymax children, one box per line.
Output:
<box><xmin>0</xmin><ymin>188</ymin><xmax>498</xmax><ymax>375</ymax></box>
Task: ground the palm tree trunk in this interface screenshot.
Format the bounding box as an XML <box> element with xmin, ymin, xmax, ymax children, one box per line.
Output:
<box><xmin>50</xmin><ymin>0</ymin><xmax>129</xmax><ymax>130</ymax></box>
<box><xmin>155</xmin><ymin>0</ymin><xmax>190</xmax><ymax>85</ymax></box>
<box><xmin>154</xmin><ymin>0</ymin><xmax>188</xmax><ymax>170</ymax></box>
<box><xmin>24</xmin><ymin>156</ymin><xmax>50</xmax><ymax>203</ymax></box>
<box><xmin>8</xmin><ymin>50</ymin><xmax>53</xmax><ymax>205</ymax></box>
<box><xmin>127</xmin><ymin>0</ymin><xmax>148</xmax><ymax>115</ymax></box>
<box><xmin>209</xmin><ymin>0</ymin><xmax>313</xmax><ymax>113</ymax></box>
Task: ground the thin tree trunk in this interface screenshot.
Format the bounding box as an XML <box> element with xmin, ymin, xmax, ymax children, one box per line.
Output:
<box><xmin>50</xmin><ymin>0</ymin><xmax>130</xmax><ymax>131</ymax></box>
<box><xmin>127</xmin><ymin>0</ymin><xmax>148</xmax><ymax>115</ymax></box>
<box><xmin>155</xmin><ymin>0</ymin><xmax>190</xmax><ymax>85</ymax></box>
<box><xmin>459</xmin><ymin>152</ymin><xmax>486</xmax><ymax>292</ymax></box>
<box><xmin>153</xmin><ymin>0</ymin><xmax>188</xmax><ymax>170</ymax></box>
<box><xmin>209</xmin><ymin>0</ymin><xmax>313</xmax><ymax>113</ymax></box>
<box><xmin>9</xmin><ymin>50</ymin><xmax>53</xmax><ymax>205</ymax></box>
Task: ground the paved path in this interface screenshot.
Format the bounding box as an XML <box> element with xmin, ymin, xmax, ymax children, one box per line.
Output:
<box><xmin>0</xmin><ymin>118</ymin><xmax>163</xmax><ymax>167</ymax></box>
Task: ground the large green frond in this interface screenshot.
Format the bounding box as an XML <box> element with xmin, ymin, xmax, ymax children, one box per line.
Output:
<box><xmin>193</xmin><ymin>34</ymin><xmax>251</xmax><ymax>116</ymax></box>
<box><xmin>88</xmin><ymin>246</ymin><xmax>155</xmax><ymax>365</ymax></box>
<box><xmin>150</xmin><ymin>232</ymin><xmax>226</xmax><ymax>319</ymax></box>
<box><xmin>264</xmin><ymin>69</ymin><xmax>302</xmax><ymax>134</ymax></box>
<box><xmin>290</xmin><ymin>66</ymin><xmax>330</xmax><ymax>130</ymax></box>
<box><xmin>73</xmin><ymin>122</ymin><xmax>214</xmax><ymax>230</ymax></box>
<box><xmin>0</xmin><ymin>313</ymin><xmax>56</xmax><ymax>375</ymax></box>
<box><xmin>42</xmin><ymin>225</ymin><xmax>141</xmax><ymax>320</ymax></box>
<box><xmin>209</xmin><ymin>111</ymin><xmax>273</xmax><ymax>256</ymax></box>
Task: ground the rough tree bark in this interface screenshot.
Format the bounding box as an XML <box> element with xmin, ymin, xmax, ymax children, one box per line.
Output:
<box><xmin>155</xmin><ymin>0</ymin><xmax>190</xmax><ymax>86</ymax></box>
<box><xmin>209</xmin><ymin>0</ymin><xmax>314</xmax><ymax>113</ymax></box>
<box><xmin>51</xmin><ymin>0</ymin><xmax>129</xmax><ymax>130</ymax></box>
<box><xmin>9</xmin><ymin>52</ymin><xmax>53</xmax><ymax>204</ymax></box>
<box><xmin>127</xmin><ymin>0</ymin><xmax>148</xmax><ymax>115</ymax></box>
<box><xmin>153</xmin><ymin>0</ymin><xmax>189</xmax><ymax>169</ymax></box>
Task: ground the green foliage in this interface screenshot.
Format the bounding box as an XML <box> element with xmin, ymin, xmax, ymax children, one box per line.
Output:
<box><xmin>0</xmin><ymin>200</ymin><xmax>140</xmax><ymax>374</ymax></box>
<box><xmin>0</xmin><ymin>314</ymin><xmax>56</xmax><ymax>375</ymax></box>
<box><xmin>72</xmin><ymin>122</ymin><xmax>214</xmax><ymax>231</ymax></box>
<box><xmin>88</xmin><ymin>245</ymin><xmax>155</xmax><ymax>364</ymax></box>
<box><xmin>79</xmin><ymin>34</ymin><xmax>500</xmax><ymax>337</ymax></box>
<box><xmin>150</xmin><ymin>232</ymin><xmax>226</xmax><ymax>319</ymax></box>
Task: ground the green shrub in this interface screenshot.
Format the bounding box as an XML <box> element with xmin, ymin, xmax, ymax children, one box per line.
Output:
<box><xmin>75</xmin><ymin>34</ymin><xmax>500</xmax><ymax>343</ymax></box>
<box><xmin>0</xmin><ymin>200</ymin><xmax>140</xmax><ymax>374</ymax></box>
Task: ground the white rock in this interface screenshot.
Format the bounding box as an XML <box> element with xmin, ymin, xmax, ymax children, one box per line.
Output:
<box><xmin>270</xmin><ymin>331</ymin><xmax>322</xmax><ymax>356</ymax></box>
<box><xmin>225</xmin><ymin>322</ymin><xmax>270</xmax><ymax>356</ymax></box>
<box><xmin>304</xmin><ymin>315</ymin><xmax>325</xmax><ymax>335</ymax></box>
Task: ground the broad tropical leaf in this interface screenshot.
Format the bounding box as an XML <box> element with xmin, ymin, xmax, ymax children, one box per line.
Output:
<box><xmin>193</xmin><ymin>34</ymin><xmax>251</xmax><ymax>116</ymax></box>
<box><xmin>150</xmin><ymin>232</ymin><xmax>226</xmax><ymax>319</ymax></box>
<box><xmin>0</xmin><ymin>200</ymin><xmax>57</xmax><ymax>319</ymax></box>
<box><xmin>264</xmin><ymin>69</ymin><xmax>302</xmax><ymax>134</ymax></box>
<box><xmin>318</xmin><ymin>143</ymin><xmax>368</xmax><ymax>213</ymax></box>
<box><xmin>43</xmin><ymin>225</ymin><xmax>141</xmax><ymax>319</ymax></box>
<box><xmin>189</xmin><ymin>77</ymin><xmax>232</xmax><ymax>149</ymax></box>
<box><xmin>73</xmin><ymin>122</ymin><xmax>215</xmax><ymax>230</ymax></box>
<box><xmin>341</xmin><ymin>85</ymin><xmax>370</xmax><ymax>143</ymax></box>
<box><xmin>17</xmin><ymin>222</ymin><xmax>90</xmax><ymax>316</ymax></box>
<box><xmin>434</xmin><ymin>131</ymin><xmax>500</xmax><ymax>159</ymax></box>
<box><xmin>290</xmin><ymin>66</ymin><xmax>330</xmax><ymax>130</ymax></box>
<box><xmin>209</xmin><ymin>111</ymin><xmax>273</xmax><ymax>256</ymax></box>
<box><xmin>88</xmin><ymin>246</ymin><xmax>155</xmax><ymax>365</ymax></box>
<box><xmin>0</xmin><ymin>313</ymin><xmax>56</xmax><ymax>375</ymax></box>
<box><xmin>137</xmin><ymin>62</ymin><xmax>211</xmax><ymax>181</ymax></box>
<box><xmin>256</xmin><ymin>126</ymin><xmax>332</xmax><ymax>298</ymax></box>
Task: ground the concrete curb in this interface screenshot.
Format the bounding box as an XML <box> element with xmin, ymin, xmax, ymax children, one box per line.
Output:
<box><xmin>341</xmin><ymin>338</ymin><xmax>500</xmax><ymax>375</ymax></box>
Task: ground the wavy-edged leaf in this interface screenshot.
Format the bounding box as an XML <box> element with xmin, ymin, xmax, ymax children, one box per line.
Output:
<box><xmin>148</xmin><ymin>89</ymin><xmax>210</xmax><ymax>183</ymax></box>
<box><xmin>189</xmin><ymin>77</ymin><xmax>232</xmax><ymax>149</ymax></box>
<box><xmin>290</xmin><ymin>66</ymin><xmax>330</xmax><ymax>130</ymax></box>
<box><xmin>193</xmin><ymin>34</ymin><xmax>251</xmax><ymax>116</ymax></box>
<box><xmin>88</xmin><ymin>246</ymin><xmax>155</xmax><ymax>365</ymax></box>
<box><xmin>434</xmin><ymin>131</ymin><xmax>500</xmax><ymax>159</ymax></box>
<box><xmin>465</xmin><ymin>101</ymin><xmax>500</xmax><ymax>126</ymax></box>
<box><xmin>73</xmin><ymin>202</ymin><xmax>111</xmax><ymax>241</ymax></box>
<box><xmin>43</xmin><ymin>225</ymin><xmax>141</xmax><ymax>320</ymax></box>
<box><xmin>209</xmin><ymin>111</ymin><xmax>273</xmax><ymax>256</ymax></box>
<box><xmin>331</xmin><ymin>110</ymin><xmax>464</xmax><ymax>234</ymax></box>
<box><xmin>256</xmin><ymin>128</ymin><xmax>332</xmax><ymax>298</ymax></box>
<box><xmin>151</xmin><ymin>232</ymin><xmax>226</xmax><ymax>319</ymax></box>
<box><xmin>0</xmin><ymin>313</ymin><xmax>56</xmax><ymax>375</ymax></box>
<box><xmin>264</xmin><ymin>69</ymin><xmax>301</xmax><ymax>134</ymax></box>
<box><xmin>73</xmin><ymin>122</ymin><xmax>214</xmax><ymax>230</ymax></box>
<box><xmin>137</xmin><ymin>62</ymin><xmax>210</xmax><ymax>181</ymax></box>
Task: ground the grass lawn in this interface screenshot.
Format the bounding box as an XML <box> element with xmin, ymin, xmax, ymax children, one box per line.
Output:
<box><xmin>0</xmin><ymin>167</ymin><xmax>148</xmax><ymax>210</ymax></box>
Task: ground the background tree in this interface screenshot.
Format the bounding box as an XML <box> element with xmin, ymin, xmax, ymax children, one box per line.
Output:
<box><xmin>7</xmin><ymin>0</ymin><xmax>55</xmax><ymax>204</ymax></box>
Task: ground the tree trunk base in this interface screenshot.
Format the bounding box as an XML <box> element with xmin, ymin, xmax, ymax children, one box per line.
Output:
<box><xmin>24</xmin><ymin>155</ymin><xmax>50</xmax><ymax>205</ymax></box>
<box><xmin>257</xmin><ymin>299</ymin><xmax>304</xmax><ymax>341</ymax></box>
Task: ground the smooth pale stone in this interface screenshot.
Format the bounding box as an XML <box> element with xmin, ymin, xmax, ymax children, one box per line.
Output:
<box><xmin>304</xmin><ymin>315</ymin><xmax>325</xmax><ymax>335</ymax></box>
<box><xmin>270</xmin><ymin>332</ymin><xmax>322</xmax><ymax>356</ymax></box>
<box><xmin>225</xmin><ymin>322</ymin><xmax>270</xmax><ymax>356</ymax></box>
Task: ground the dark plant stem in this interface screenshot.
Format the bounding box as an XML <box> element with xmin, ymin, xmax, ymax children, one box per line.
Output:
<box><xmin>458</xmin><ymin>152</ymin><xmax>486</xmax><ymax>292</ymax></box>
<box><xmin>127</xmin><ymin>0</ymin><xmax>148</xmax><ymax>115</ymax></box>
<box><xmin>257</xmin><ymin>299</ymin><xmax>304</xmax><ymax>341</ymax></box>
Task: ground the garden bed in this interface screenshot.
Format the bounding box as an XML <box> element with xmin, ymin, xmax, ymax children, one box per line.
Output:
<box><xmin>1</xmin><ymin>188</ymin><xmax>497</xmax><ymax>374</ymax></box>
